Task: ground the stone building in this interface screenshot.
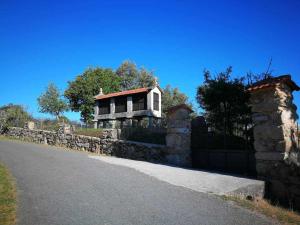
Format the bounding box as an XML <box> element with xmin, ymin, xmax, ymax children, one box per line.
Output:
<box><xmin>93</xmin><ymin>86</ymin><xmax>162</xmax><ymax>128</ymax></box>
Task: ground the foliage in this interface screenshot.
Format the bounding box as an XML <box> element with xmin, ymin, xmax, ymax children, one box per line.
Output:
<box><xmin>56</xmin><ymin>115</ymin><xmax>70</xmax><ymax>124</ymax></box>
<box><xmin>33</xmin><ymin>116</ymin><xmax>73</xmax><ymax>132</ymax></box>
<box><xmin>161</xmin><ymin>85</ymin><xmax>191</xmax><ymax>115</ymax></box>
<box><xmin>65</xmin><ymin>61</ymin><xmax>189</xmax><ymax>123</ymax></box>
<box><xmin>0</xmin><ymin>104</ymin><xmax>31</xmax><ymax>130</ymax></box>
<box><xmin>246</xmin><ymin>71</ymin><xmax>273</xmax><ymax>86</ymax></box>
<box><xmin>196</xmin><ymin>67</ymin><xmax>252</xmax><ymax>137</ymax></box>
<box><xmin>34</xmin><ymin>118</ymin><xmax>60</xmax><ymax>131</ymax></box>
<box><xmin>64</xmin><ymin>67</ymin><xmax>121</xmax><ymax>123</ymax></box>
<box><xmin>37</xmin><ymin>83</ymin><xmax>68</xmax><ymax>119</ymax></box>
<box><xmin>116</xmin><ymin>60</ymin><xmax>156</xmax><ymax>90</ymax></box>
<box><xmin>0</xmin><ymin>163</ymin><xmax>16</xmax><ymax>225</ymax></box>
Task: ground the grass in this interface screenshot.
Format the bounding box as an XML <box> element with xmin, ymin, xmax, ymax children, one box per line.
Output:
<box><xmin>0</xmin><ymin>163</ymin><xmax>16</xmax><ymax>225</ymax></box>
<box><xmin>222</xmin><ymin>195</ymin><xmax>300</xmax><ymax>225</ymax></box>
<box><xmin>73</xmin><ymin>128</ymin><xmax>103</xmax><ymax>138</ymax></box>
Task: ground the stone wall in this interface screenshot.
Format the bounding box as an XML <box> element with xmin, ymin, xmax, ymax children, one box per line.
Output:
<box><xmin>165</xmin><ymin>104</ymin><xmax>193</xmax><ymax>167</ymax></box>
<box><xmin>3</xmin><ymin>104</ymin><xmax>193</xmax><ymax>167</ymax></box>
<box><xmin>249</xmin><ymin>75</ymin><xmax>300</xmax><ymax>210</ymax></box>
<box><xmin>4</xmin><ymin>127</ymin><xmax>167</xmax><ymax>163</ymax></box>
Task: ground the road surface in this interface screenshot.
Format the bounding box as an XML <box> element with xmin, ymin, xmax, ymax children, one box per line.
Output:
<box><xmin>0</xmin><ymin>140</ymin><xmax>274</xmax><ymax>225</ymax></box>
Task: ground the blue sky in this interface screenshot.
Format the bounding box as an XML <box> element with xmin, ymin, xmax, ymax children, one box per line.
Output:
<box><xmin>1</xmin><ymin>0</ymin><xmax>300</xmax><ymax>121</ymax></box>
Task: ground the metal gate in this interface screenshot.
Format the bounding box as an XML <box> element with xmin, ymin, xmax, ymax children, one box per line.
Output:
<box><xmin>191</xmin><ymin>116</ymin><xmax>256</xmax><ymax>176</ymax></box>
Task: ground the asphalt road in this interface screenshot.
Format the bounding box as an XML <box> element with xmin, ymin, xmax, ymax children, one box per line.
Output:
<box><xmin>0</xmin><ymin>140</ymin><xmax>275</xmax><ymax>225</ymax></box>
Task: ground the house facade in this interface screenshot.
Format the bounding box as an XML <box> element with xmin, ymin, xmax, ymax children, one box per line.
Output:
<box><xmin>93</xmin><ymin>86</ymin><xmax>162</xmax><ymax>128</ymax></box>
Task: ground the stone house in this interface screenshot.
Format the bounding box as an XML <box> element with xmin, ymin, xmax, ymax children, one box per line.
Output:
<box><xmin>93</xmin><ymin>86</ymin><xmax>162</xmax><ymax>128</ymax></box>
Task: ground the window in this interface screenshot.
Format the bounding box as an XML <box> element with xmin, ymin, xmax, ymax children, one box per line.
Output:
<box><xmin>115</xmin><ymin>96</ymin><xmax>127</xmax><ymax>113</ymax></box>
<box><xmin>98</xmin><ymin>99</ymin><xmax>110</xmax><ymax>115</ymax></box>
<box><xmin>133</xmin><ymin>94</ymin><xmax>147</xmax><ymax>111</ymax></box>
<box><xmin>153</xmin><ymin>92</ymin><xmax>159</xmax><ymax>111</ymax></box>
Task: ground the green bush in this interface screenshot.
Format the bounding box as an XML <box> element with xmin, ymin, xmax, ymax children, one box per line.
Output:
<box><xmin>0</xmin><ymin>104</ymin><xmax>31</xmax><ymax>129</ymax></box>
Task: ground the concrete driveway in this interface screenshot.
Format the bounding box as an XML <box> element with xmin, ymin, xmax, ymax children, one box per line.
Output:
<box><xmin>89</xmin><ymin>155</ymin><xmax>264</xmax><ymax>197</ymax></box>
<box><xmin>0</xmin><ymin>140</ymin><xmax>274</xmax><ymax>225</ymax></box>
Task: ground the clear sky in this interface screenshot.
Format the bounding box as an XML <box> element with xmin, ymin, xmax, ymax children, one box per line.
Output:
<box><xmin>1</xmin><ymin>0</ymin><xmax>300</xmax><ymax>121</ymax></box>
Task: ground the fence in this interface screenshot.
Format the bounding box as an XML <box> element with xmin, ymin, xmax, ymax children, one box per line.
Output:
<box><xmin>115</xmin><ymin>127</ymin><xmax>167</xmax><ymax>145</ymax></box>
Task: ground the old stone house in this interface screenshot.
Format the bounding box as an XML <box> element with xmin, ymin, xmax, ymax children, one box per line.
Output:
<box><xmin>93</xmin><ymin>86</ymin><xmax>162</xmax><ymax>128</ymax></box>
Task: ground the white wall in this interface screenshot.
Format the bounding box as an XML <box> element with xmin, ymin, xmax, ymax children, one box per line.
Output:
<box><xmin>147</xmin><ymin>86</ymin><xmax>162</xmax><ymax>118</ymax></box>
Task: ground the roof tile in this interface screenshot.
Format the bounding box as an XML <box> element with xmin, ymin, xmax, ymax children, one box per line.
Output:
<box><xmin>94</xmin><ymin>87</ymin><xmax>151</xmax><ymax>100</ymax></box>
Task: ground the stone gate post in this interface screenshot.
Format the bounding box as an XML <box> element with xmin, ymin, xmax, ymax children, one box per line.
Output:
<box><xmin>165</xmin><ymin>104</ymin><xmax>193</xmax><ymax>167</ymax></box>
<box><xmin>248</xmin><ymin>75</ymin><xmax>300</xmax><ymax>208</ymax></box>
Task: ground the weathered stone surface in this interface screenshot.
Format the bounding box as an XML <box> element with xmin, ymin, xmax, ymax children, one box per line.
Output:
<box><xmin>249</xmin><ymin>77</ymin><xmax>300</xmax><ymax>210</ymax></box>
<box><xmin>5</xmin><ymin>105</ymin><xmax>194</xmax><ymax>169</ymax></box>
<box><xmin>166</xmin><ymin>104</ymin><xmax>192</xmax><ymax>167</ymax></box>
<box><xmin>5</xmin><ymin>127</ymin><xmax>168</xmax><ymax>165</ymax></box>
<box><xmin>24</xmin><ymin>121</ymin><xmax>35</xmax><ymax>130</ymax></box>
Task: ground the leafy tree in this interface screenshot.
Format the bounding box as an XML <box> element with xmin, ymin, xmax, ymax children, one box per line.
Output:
<box><xmin>116</xmin><ymin>61</ymin><xmax>192</xmax><ymax>116</ymax></box>
<box><xmin>196</xmin><ymin>67</ymin><xmax>251</xmax><ymax>136</ymax></box>
<box><xmin>138</xmin><ymin>67</ymin><xmax>157</xmax><ymax>88</ymax></box>
<box><xmin>64</xmin><ymin>67</ymin><xmax>121</xmax><ymax>123</ymax></box>
<box><xmin>116</xmin><ymin>60</ymin><xmax>156</xmax><ymax>90</ymax></box>
<box><xmin>37</xmin><ymin>83</ymin><xmax>68</xmax><ymax>119</ymax></box>
<box><xmin>0</xmin><ymin>104</ymin><xmax>31</xmax><ymax>129</ymax></box>
<box><xmin>161</xmin><ymin>85</ymin><xmax>191</xmax><ymax>116</ymax></box>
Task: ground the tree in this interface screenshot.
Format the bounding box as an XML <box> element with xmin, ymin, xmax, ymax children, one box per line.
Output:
<box><xmin>116</xmin><ymin>60</ymin><xmax>156</xmax><ymax>90</ymax></box>
<box><xmin>161</xmin><ymin>85</ymin><xmax>190</xmax><ymax>116</ymax></box>
<box><xmin>37</xmin><ymin>83</ymin><xmax>68</xmax><ymax>119</ymax></box>
<box><xmin>196</xmin><ymin>67</ymin><xmax>251</xmax><ymax>136</ymax></box>
<box><xmin>64</xmin><ymin>67</ymin><xmax>121</xmax><ymax>123</ymax></box>
<box><xmin>0</xmin><ymin>104</ymin><xmax>31</xmax><ymax>129</ymax></box>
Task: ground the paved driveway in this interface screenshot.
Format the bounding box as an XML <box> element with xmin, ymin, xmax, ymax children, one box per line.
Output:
<box><xmin>0</xmin><ymin>140</ymin><xmax>275</xmax><ymax>225</ymax></box>
<box><xmin>89</xmin><ymin>155</ymin><xmax>264</xmax><ymax>196</ymax></box>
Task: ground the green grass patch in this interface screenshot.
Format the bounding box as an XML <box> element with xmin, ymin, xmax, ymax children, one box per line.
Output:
<box><xmin>73</xmin><ymin>128</ymin><xmax>103</xmax><ymax>138</ymax></box>
<box><xmin>0</xmin><ymin>163</ymin><xmax>16</xmax><ymax>225</ymax></box>
<box><xmin>222</xmin><ymin>195</ymin><xmax>300</xmax><ymax>225</ymax></box>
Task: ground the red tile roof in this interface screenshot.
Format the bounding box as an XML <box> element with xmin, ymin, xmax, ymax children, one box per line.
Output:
<box><xmin>94</xmin><ymin>87</ymin><xmax>151</xmax><ymax>100</ymax></box>
<box><xmin>248</xmin><ymin>75</ymin><xmax>300</xmax><ymax>92</ymax></box>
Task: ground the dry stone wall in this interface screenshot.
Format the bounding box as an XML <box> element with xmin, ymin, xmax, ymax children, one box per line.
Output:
<box><xmin>3</xmin><ymin>104</ymin><xmax>193</xmax><ymax>167</ymax></box>
<box><xmin>5</xmin><ymin>127</ymin><xmax>167</xmax><ymax>163</ymax></box>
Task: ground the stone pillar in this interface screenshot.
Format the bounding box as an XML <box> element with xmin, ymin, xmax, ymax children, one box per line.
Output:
<box><xmin>24</xmin><ymin>121</ymin><xmax>35</xmax><ymax>130</ymax></box>
<box><xmin>110</xmin><ymin>98</ymin><xmax>115</xmax><ymax>114</ymax></box>
<box><xmin>148</xmin><ymin>117</ymin><xmax>153</xmax><ymax>128</ymax></box>
<box><xmin>249</xmin><ymin>75</ymin><xmax>300</xmax><ymax>208</ymax></box>
<box><xmin>165</xmin><ymin>104</ymin><xmax>193</xmax><ymax>167</ymax></box>
<box><xmin>94</xmin><ymin>101</ymin><xmax>99</xmax><ymax>129</ymax></box>
<box><xmin>127</xmin><ymin>96</ymin><xmax>133</xmax><ymax>113</ymax></box>
<box><xmin>58</xmin><ymin>123</ymin><xmax>72</xmax><ymax>135</ymax></box>
<box><xmin>109</xmin><ymin>120</ymin><xmax>116</xmax><ymax>129</ymax></box>
<box><xmin>94</xmin><ymin>101</ymin><xmax>99</xmax><ymax>116</ymax></box>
